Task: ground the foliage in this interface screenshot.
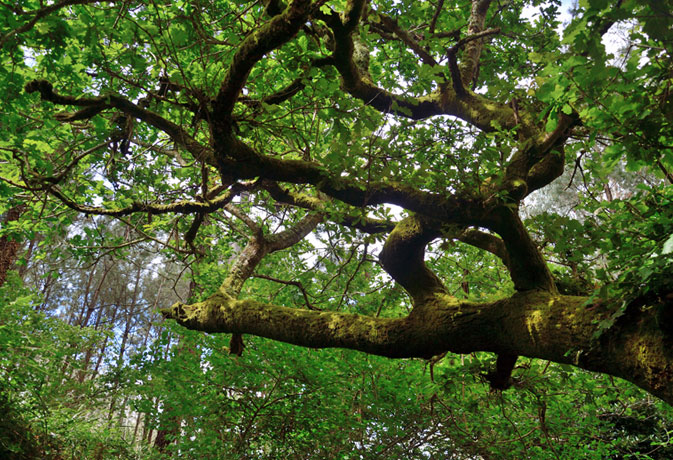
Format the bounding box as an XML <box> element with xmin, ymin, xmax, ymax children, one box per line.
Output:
<box><xmin>0</xmin><ymin>272</ymin><xmax>137</xmax><ymax>459</ymax></box>
<box><xmin>2</xmin><ymin>0</ymin><xmax>673</xmax><ymax>458</ymax></box>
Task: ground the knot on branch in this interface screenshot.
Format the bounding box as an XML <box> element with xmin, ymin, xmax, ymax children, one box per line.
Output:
<box><xmin>161</xmin><ymin>302</ymin><xmax>188</xmax><ymax>322</ymax></box>
<box><xmin>484</xmin><ymin>353</ymin><xmax>518</xmax><ymax>390</ymax></box>
<box><xmin>25</xmin><ymin>79</ymin><xmax>54</xmax><ymax>98</ymax></box>
<box><xmin>230</xmin><ymin>333</ymin><xmax>245</xmax><ymax>356</ymax></box>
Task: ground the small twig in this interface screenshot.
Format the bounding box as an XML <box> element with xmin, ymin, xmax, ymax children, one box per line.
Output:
<box><xmin>565</xmin><ymin>150</ymin><xmax>585</xmax><ymax>190</ymax></box>
<box><xmin>374</xmin><ymin>13</ymin><xmax>439</xmax><ymax>67</ymax></box>
<box><xmin>252</xmin><ymin>274</ymin><xmax>320</xmax><ymax>310</ymax></box>
<box><xmin>656</xmin><ymin>158</ymin><xmax>673</xmax><ymax>185</ymax></box>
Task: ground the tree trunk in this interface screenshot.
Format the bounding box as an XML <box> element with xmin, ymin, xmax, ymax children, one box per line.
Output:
<box><xmin>108</xmin><ymin>265</ymin><xmax>142</xmax><ymax>420</ymax></box>
<box><xmin>0</xmin><ymin>205</ymin><xmax>26</xmax><ymax>287</ymax></box>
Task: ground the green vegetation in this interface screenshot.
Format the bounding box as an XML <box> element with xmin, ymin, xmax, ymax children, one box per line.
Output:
<box><xmin>1</xmin><ymin>0</ymin><xmax>673</xmax><ymax>458</ymax></box>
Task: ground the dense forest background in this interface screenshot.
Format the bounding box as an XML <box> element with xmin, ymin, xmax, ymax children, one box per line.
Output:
<box><xmin>2</xmin><ymin>0</ymin><xmax>673</xmax><ymax>458</ymax></box>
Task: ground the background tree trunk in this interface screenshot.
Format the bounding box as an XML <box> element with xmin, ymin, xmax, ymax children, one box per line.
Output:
<box><xmin>0</xmin><ymin>205</ymin><xmax>26</xmax><ymax>287</ymax></box>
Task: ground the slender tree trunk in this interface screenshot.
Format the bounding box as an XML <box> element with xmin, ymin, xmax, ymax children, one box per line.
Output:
<box><xmin>153</xmin><ymin>336</ymin><xmax>180</xmax><ymax>453</ymax></box>
<box><xmin>118</xmin><ymin>395</ymin><xmax>129</xmax><ymax>437</ymax></box>
<box><xmin>76</xmin><ymin>257</ymin><xmax>113</xmax><ymax>327</ymax></box>
<box><xmin>92</xmin><ymin>305</ymin><xmax>118</xmax><ymax>377</ymax></box>
<box><xmin>64</xmin><ymin>261</ymin><xmax>115</xmax><ymax>380</ymax></box>
<box><xmin>36</xmin><ymin>270</ymin><xmax>56</xmax><ymax>311</ymax></box>
<box><xmin>143</xmin><ymin>397</ymin><xmax>159</xmax><ymax>443</ymax></box>
<box><xmin>0</xmin><ymin>204</ymin><xmax>26</xmax><ymax>287</ymax></box>
<box><xmin>108</xmin><ymin>265</ymin><xmax>142</xmax><ymax>420</ymax></box>
<box><xmin>78</xmin><ymin>299</ymin><xmax>108</xmax><ymax>383</ymax></box>
<box><xmin>153</xmin><ymin>280</ymin><xmax>196</xmax><ymax>453</ymax></box>
<box><xmin>132</xmin><ymin>408</ymin><xmax>145</xmax><ymax>445</ymax></box>
<box><xmin>17</xmin><ymin>234</ymin><xmax>38</xmax><ymax>281</ymax></box>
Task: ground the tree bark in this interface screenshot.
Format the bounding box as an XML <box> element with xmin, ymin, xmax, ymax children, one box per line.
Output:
<box><xmin>0</xmin><ymin>205</ymin><xmax>26</xmax><ymax>287</ymax></box>
<box><xmin>162</xmin><ymin>289</ymin><xmax>673</xmax><ymax>404</ymax></box>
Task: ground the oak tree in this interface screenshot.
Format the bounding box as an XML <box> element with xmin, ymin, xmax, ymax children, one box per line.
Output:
<box><xmin>2</xmin><ymin>0</ymin><xmax>673</xmax><ymax>404</ymax></box>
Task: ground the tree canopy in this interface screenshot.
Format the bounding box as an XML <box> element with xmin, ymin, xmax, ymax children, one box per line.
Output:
<box><xmin>2</xmin><ymin>0</ymin><xmax>673</xmax><ymax>456</ymax></box>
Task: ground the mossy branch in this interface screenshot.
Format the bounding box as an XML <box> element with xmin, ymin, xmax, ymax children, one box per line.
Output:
<box><xmin>161</xmin><ymin>289</ymin><xmax>673</xmax><ymax>404</ymax></box>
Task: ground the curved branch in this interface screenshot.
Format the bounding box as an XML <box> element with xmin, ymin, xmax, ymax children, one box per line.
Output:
<box><xmin>24</xmin><ymin>80</ymin><xmax>215</xmax><ymax>165</ymax></box>
<box><xmin>506</xmin><ymin>112</ymin><xmax>578</xmax><ymax>190</ymax></box>
<box><xmin>456</xmin><ymin>228</ymin><xmax>509</xmax><ymax>263</ymax></box>
<box><xmin>379</xmin><ymin>215</ymin><xmax>446</xmax><ymax>300</ymax></box>
<box><xmin>221</xmin><ymin>212</ymin><xmax>322</xmax><ymax>295</ymax></box>
<box><xmin>321</xmin><ymin>10</ymin><xmax>532</xmax><ymax>134</ymax></box>
<box><xmin>267</xmin><ymin>212</ymin><xmax>323</xmax><ymax>252</ymax></box>
<box><xmin>487</xmin><ymin>206</ymin><xmax>555</xmax><ymax>291</ymax></box>
<box><xmin>217</xmin><ymin>135</ymin><xmax>486</xmax><ymax>222</ymax></box>
<box><xmin>47</xmin><ymin>183</ymin><xmax>244</xmax><ymax>217</ymax></box>
<box><xmin>261</xmin><ymin>180</ymin><xmax>395</xmax><ymax>234</ymax></box>
<box><xmin>213</xmin><ymin>0</ymin><xmax>314</xmax><ymax>118</ymax></box>
<box><xmin>449</xmin><ymin>225</ymin><xmax>553</xmax><ymax>293</ymax></box>
<box><xmin>216</xmin><ymin>134</ymin><xmax>556</xmax><ymax>296</ymax></box>
<box><xmin>447</xmin><ymin>27</ymin><xmax>501</xmax><ymax>98</ymax></box>
<box><xmin>369</xmin><ymin>12</ymin><xmax>440</xmax><ymax>67</ymax></box>
<box><xmin>238</xmin><ymin>77</ymin><xmax>306</xmax><ymax>109</ymax></box>
<box><xmin>162</xmin><ymin>289</ymin><xmax>673</xmax><ymax>404</ymax></box>
<box><xmin>224</xmin><ymin>203</ymin><xmax>262</xmax><ymax>234</ymax></box>
<box><xmin>219</xmin><ymin>209</ymin><xmax>322</xmax><ymax>355</ymax></box>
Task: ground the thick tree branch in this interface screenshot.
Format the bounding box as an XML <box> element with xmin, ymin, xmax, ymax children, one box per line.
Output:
<box><xmin>487</xmin><ymin>206</ymin><xmax>556</xmax><ymax>292</ymax></box>
<box><xmin>342</xmin><ymin>0</ymin><xmax>367</xmax><ymax>32</ymax></box>
<box><xmin>219</xmin><ymin>210</ymin><xmax>322</xmax><ymax>355</ymax></box>
<box><xmin>267</xmin><ymin>213</ymin><xmax>324</xmax><ymax>252</ymax></box>
<box><xmin>456</xmin><ymin>228</ymin><xmax>509</xmax><ymax>263</ymax></box>
<box><xmin>213</xmin><ymin>0</ymin><xmax>314</xmax><ymax>118</ymax></box>
<box><xmin>221</xmin><ymin>212</ymin><xmax>322</xmax><ymax>295</ymax></box>
<box><xmin>224</xmin><ymin>203</ymin><xmax>262</xmax><ymax>234</ymax></box>
<box><xmin>506</xmin><ymin>112</ymin><xmax>577</xmax><ymax>183</ymax></box>
<box><xmin>216</xmin><ymin>135</ymin><xmax>485</xmax><ymax>220</ymax></box>
<box><xmin>222</xmin><ymin>237</ymin><xmax>267</xmax><ymax>296</ymax></box>
<box><xmin>447</xmin><ymin>27</ymin><xmax>501</xmax><ymax>98</ymax></box>
<box><xmin>216</xmin><ymin>135</ymin><xmax>554</xmax><ymax>295</ymax></box>
<box><xmin>379</xmin><ymin>215</ymin><xmax>446</xmax><ymax>300</ymax></box>
<box><xmin>320</xmin><ymin>4</ymin><xmax>530</xmax><ymax>134</ymax></box>
<box><xmin>261</xmin><ymin>181</ymin><xmax>395</xmax><ymax>234</ymax></box>
<box><xmin>461</xmin><ymin>0</ymin><xmax>493</xmax><ymax>85</ymax></box>
<box><xmin>525</xmin><ymin>147</ymin><xmax>566</xmax><ymax>195</ymax></box>
<box><xmin>162</xmin><ymin>289</ymin><xmax>673</xmax><ymax>404</ymax></box>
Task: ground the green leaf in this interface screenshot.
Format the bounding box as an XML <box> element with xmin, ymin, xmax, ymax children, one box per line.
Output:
<box><xmin>545</xmin><ymin>112</ymin><xmax>559</xmax><ymax>132</ymax></box>
<box><xmin>663</xmin><ymin>234</ymin><xmax>673</xmax><ymax>255</ymax></box>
